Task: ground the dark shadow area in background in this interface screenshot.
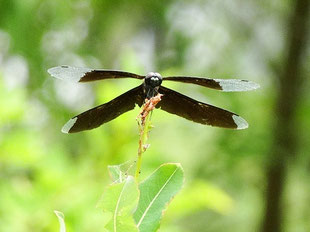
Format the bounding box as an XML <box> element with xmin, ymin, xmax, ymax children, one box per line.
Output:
<box><xmin>261</xmin><ymin>0</ymin><xmax>310</xmax><ymax>231</ymax></box>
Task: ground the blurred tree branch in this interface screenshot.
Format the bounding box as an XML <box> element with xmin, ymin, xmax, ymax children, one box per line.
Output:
<box><xmin>261</xmin><ymin>0</ymin><xmax>310</xmax><ymax>232</ymax></box>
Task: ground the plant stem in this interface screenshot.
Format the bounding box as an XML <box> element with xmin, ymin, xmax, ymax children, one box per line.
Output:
<box><xmin>135</xmin><ymin>112</ymin><xmax>152</xmax><ymax>181</ymax></box>
<box><xmin>134</xmin><ymin>93</ymin><xmax>162</xmax><ymax>181</ymax></box>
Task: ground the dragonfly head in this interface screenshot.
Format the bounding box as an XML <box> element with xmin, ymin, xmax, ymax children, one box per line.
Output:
<box><xmin>144</xmin><ymin>72</ymin><xmax>162</xmax><ymax>98</ymax></box>
<box><xmin>145</xmin><ymin>72</ymin><xmax>162</xmax><ymax>88</ymax></box>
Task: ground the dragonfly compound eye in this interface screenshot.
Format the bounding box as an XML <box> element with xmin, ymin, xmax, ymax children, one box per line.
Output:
<box><xmin>150</xmin><ymin>76</ymin><xmax>161</xmax><ymax>86</ymax></box>
<box><xmin>145</xmin><ymin>72</ymin><xmax>162</xmax><ymax>87</ymax></box>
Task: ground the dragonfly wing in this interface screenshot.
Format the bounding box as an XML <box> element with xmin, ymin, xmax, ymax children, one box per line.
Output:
<box><xmin>62</xmin><ymin>85</ymin><xmax>144</xmax><ymax>133</ymax></box>
<box><xmin>157</xmin><ymin>86</ymin><xmax>248</xmax><ymax>129</ymax></box>
<box><xmin>163</xmin><ymin>76</ymin><xmax>259</xmax><ymax>92</ymax></box>
<box><xmin>48</xmin><ymin>65</ymin><xmax>144</xmax><ymax>82</ymax></box>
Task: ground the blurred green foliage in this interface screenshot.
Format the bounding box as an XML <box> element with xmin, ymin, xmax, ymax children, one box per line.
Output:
<box><xmin>0</xmin><ymin>0</ymin><xmax>310</xmax><ymax>231</ymax></box>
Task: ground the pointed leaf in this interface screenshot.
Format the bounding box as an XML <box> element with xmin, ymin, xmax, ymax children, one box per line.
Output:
<box><xmin>134</xmin><ymin>163</ymin><xmax>184</xmax><ymax>232</ymax></box>
<box><xmin>108</xmin><ymin>160</ymin><xmax>136</xmax><ymax>183</ymax></box>
<box><xmin>99</xmin><ymin>176</ymin><xmax>139</xmax><ymax>232</ymax></box>
<box><xmin>54</xmin><ymin>211</ymin><xmax>66</xmax><ymax>232</ymax></box>
<box><xmin>108</xmin><ymin>164</ymin><xmax>127</xmax><ymax>183</ymax></box>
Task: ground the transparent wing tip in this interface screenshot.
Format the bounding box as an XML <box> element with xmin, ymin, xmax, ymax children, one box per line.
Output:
<box><xmin>241</xmin><ymin>80</ymin><xmax>260</xmax><ymax>91</ymax></box>
<box><xmin>232</xmin><ymin>115</ymin><xmax>249</xmax><ymax>130</ymax></box>
<box><xmin>217</xmin><ymin>79</ymin><xmax>260</xmax><ymax>92</ymax></box>
<box><xmin>48</xmin><ymin>65</ymin><xmax>92</xmax><ymax>82</ymax></box>
<box><xmin>61</xmin><ymin>117</ymin><xmax>77</xmax><ymax>133</ymax></box>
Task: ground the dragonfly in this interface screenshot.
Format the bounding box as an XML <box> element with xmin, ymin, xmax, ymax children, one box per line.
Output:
<box><xmin>48</xmin><ymin>65</ymin><xmax>259</xmax><ymax>133</ymax></box>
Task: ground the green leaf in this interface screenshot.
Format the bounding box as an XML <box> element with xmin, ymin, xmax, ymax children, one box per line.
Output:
<box><xmin>108</xmin><ymin>165</ymin><xmax>125</xmax><ymax>183</ymax></box>
<box><xmin>54</xmin><ymin>211</ymin><xmax>66</xmax><ymax>232</ymax></box>
<box><xmin>99</xmin><ymin>176</ymin><xmax>139</xmax><ymax>232</ymax></box>
<box><xmin>108</xmin><ymin>160</ymin><xmax>135</xmax><ymax>183</ymax></box>
<box><xmin>134</xmin><ymin>163</ymin><xmax>184</xmax><ymax>232</ymax></box>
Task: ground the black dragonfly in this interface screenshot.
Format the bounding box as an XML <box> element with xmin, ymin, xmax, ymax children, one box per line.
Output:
<box><xmin>48</xmin><ymin>66</ymin><xmax>259</xmax><ymax>133</ymax></box>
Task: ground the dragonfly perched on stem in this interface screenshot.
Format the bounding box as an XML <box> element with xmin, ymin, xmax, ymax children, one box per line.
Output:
<box><xmin>48</xmin><ymin>65</ymin><xmax>259</xmax><ymax>133</ymax></box>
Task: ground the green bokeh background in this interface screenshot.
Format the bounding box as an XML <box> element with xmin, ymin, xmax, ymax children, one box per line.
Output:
<box><xmin>0</xmin><ymin>0</ymin><xmax>309</xmax><ymax>231</ymax></box>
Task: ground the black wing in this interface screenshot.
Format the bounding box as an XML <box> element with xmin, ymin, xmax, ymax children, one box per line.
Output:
<box><xmin>157</xmin><ymin>86</ymin><xmax>248</xmax><ymax>129</ymax></box>
<box><xmin>48</xmin><ymin>65</ymin><xmax>144</xmax><ymax>82</ymax></box>
<box><xmin>62</xmin><ymin>85</ymin><xmax>144</xmax><ymax>133</ymax></box>
<box><xmin>163</xmin><ymin>76</ymin><xmax>259</xmax><ymax>92</ymax></box>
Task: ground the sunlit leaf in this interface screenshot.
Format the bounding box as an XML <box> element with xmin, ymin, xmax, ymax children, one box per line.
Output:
<box><xmin>99</xmin><ymin>176</ymin><xmax>139</xmax><ymax>232</ymax></box>
<box><xmin>134</xmin><ymin>163</ymin><xmax>184</xmax><ymax>232</ymax></box>
<box><xmin>108</xmin><ymin>160</ymin><xmax>136</xmax><ymax>183</ymax></box>
<box><xmin>108</xmin><ymin>165</ymin><xmax>126</xmax><ymax>183</ymax></box>
<box><xmin>54</xmin><ymin>211</ymin><xmax>66</xmax><ymax>232</ymax></box>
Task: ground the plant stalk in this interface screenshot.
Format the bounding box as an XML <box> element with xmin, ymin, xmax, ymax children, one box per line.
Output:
<box><xmin>135</xmin><ymin>112</ymin><xmax>152</xmax><ymax>180</ymax></box>
<box><xmin>134</xmin><ymin>94</ymin><xmax>162</xmax><ymax>181</ymax></box>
